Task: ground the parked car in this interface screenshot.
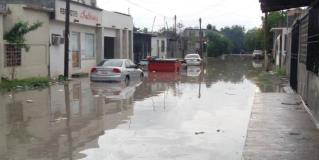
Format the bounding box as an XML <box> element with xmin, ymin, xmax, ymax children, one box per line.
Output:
<box><xmin>252</xmin><ymin>50</ymin><xmax>264</xmax><ymax>59</ymax></box>
<box><xmin>184</xmin><ymin>54</ymin><xmax>202</xmax><ymax>66</ymax></box>
<box><xmin>90</xmin><ymin>59</ymin><xmax>144</xmax><ymax>84</ymax></box>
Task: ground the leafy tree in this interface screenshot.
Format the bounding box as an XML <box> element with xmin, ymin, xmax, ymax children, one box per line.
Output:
<box><xmin>244</xmin><ymin>28</ymin><xmax>264</xmax><ymax>52</ymax></box>
<box><xmin>220</xmin><ymin>25</ymin><xmax>245</xmax><ymax>54</ymax></box>
<box><xmin>4</xmin><ymin>21</ymin><xmax>42</xmax><ymax>51</ymax></box>
<box><xmin>207</xmin><ymin>24</ymin><xmax>217</xmax><ymax>31</ymax></box>
<box><xmin>263</xmin><ymin>11</ymin><xmax>287</xmax><ymax>51</ymax></box>
<box><xmin>4</xmin><ymin>21</ymin><xmax>42</xmax><ymax>79</ymax></box>
<box><xmin>206</xmin><ymin>31</ymin><xmax>232</xmax><ymax>57</ymax></box>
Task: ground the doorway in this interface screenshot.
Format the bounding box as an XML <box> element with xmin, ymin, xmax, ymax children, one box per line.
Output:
<box><xmin>290</xmin><ymin>23</ymin><xmax>299</xmax><ymax>91</ymax></box>
<box><xmin>104</xmin><ymin>37</ymin><xmax>115</xmax><ymax>59</ymax></box>
<box><xmin>71</xmin><ymin>32</ymin><xmax>81</xmax><ymax>68</ymax></box>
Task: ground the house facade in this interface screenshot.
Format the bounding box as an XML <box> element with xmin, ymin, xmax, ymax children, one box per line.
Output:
<box><xmin>271</xmin><ymin>28</ymin><xmax>289</xmax><ymax>68</ymax></box>
<box><xmin>50</xmin><ymin>0</ymin><xmax>102</xmax><ymax>78</ymax></box>
<box><xmin>0</xmin><ymin>3</ymin><xmax>51</xmax><ymax>80</ymax></box>
<box><xmin>261</xmin><ymin>0</ymin><xmax>319</xmax><ymax>125</ymax></box>
<box><xmin>0</xmin><ymin>0</ymin><xmax>134</xmax><ymax>79</ymax></box>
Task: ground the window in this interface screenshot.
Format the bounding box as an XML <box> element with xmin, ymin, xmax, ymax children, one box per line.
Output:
<box><xmin>5</xmin><ymin>44</ymin><xmax>21</xmax><ymax>67</ymax></box>
<box><xmin>85</xmin><ymin>33</ymin><xmax>95</xmax><ymax>58</ymax></box>
<box><xmin>306</xmin><ymin>7</ymin><xmax>319</xmax><ymax>75</ymax></box>
<box><xmin>161</xmin><ymin>40</ymin><xmax>165</xmax><ymax>52</ymax></box>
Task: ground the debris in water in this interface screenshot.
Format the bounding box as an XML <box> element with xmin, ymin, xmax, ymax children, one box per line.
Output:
<box><xmin>26</xmin><ymin>99</ymin><xmax>33</xmax><ymax>103</ymax></box>
<box><xmin>281</xmin><ymin>102</ymin><xmax>302</xmax><ymax>106</ymax></box>
<box><xmin>289</xmin><ymin>132</ymin><xmax>301</xmax><ymax>136</ymax></box>
<box><xmin>195</xmin><ymin>132</ymin><xmax>205</xmax><ymax>135</ymax></box>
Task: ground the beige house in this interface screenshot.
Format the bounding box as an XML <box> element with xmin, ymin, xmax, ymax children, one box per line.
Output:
<box><xmin>0</xmin><ymin>4</ymin><xmax>51</xmax><ymax>80</ymax></box>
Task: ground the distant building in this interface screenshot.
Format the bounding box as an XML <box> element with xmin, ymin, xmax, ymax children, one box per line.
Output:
<box><xmin>182</xmin><ymin>28</ymin><xmax>210</xmax><ymax>55</ymax></box>
<box><xmin>151</xmin><ymin>36</ymin><xmax>167</xmax><ymax>58</ymax></box>
<box><xmin>133</xmin><ymin>32</ymin><xmax>153</xmax><ymax>63</ymax></box>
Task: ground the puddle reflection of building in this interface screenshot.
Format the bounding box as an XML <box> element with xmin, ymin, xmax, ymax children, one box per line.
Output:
<box><xmin>0</xmin><ymin>80</ymin><xmax>135</xmax><ymax>160</ymax></box>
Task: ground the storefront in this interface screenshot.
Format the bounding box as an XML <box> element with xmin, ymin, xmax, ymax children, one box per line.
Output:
<box><xmin>49</xmin><ymin>0</ymin><xmax>102</xmax><ymax>78</ymax></box>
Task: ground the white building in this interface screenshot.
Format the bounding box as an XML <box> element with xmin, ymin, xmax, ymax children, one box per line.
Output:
<box><xmin>50</xmin><ymin>0</ymin><xmax>102</xmax><ymax>78</ymax></box>
<box><xmin>97</xmin><ymin>10</ymin><xmax>134</xmax><ymax>63</ymax></box>
<box><xmin>151</xmin><ymin>36</ymin><xmax>167</xmax><ymax>58</ymax></box>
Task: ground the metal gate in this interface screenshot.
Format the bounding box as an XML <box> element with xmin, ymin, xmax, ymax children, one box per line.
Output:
<box><xmin>290</xmin><ymin>22</ymin><xmax>300</xmax><ymax>91</ymax></box>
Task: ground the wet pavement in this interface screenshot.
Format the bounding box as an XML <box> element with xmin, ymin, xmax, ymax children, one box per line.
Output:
<box><xmin>243</xmin><ymin>93</ymin><xmax>319</xmax><ymax>160</ymax></box>
<box><xmin>0</xmin><ymin>56</ymin><xmax>283</xmax><ymax>160</ymax></box>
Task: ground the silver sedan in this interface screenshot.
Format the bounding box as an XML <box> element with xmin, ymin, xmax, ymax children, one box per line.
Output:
<box><xmin>90</xmin><ymin>59</ymin><xmax>144</xmax><ymax>84</ymax></box>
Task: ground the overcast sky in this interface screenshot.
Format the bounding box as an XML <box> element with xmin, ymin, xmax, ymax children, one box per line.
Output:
<box><xmin>97</xmin><ymin>0</ymin><xmax>263</xmax><ymax>31</ymax></box>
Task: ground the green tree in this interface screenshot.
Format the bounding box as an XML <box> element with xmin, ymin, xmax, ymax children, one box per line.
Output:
<box><xmin>263</xmin><ymin>11</ymin><xmax>287</xmax><ymax>51</ymax></box>
<box><xmin>206</xmin><ymin>32</ymin><xmax>232</xmax><ymax>57</ymax></box>
<box><xmin>4</xmin><ymin>21</ymin><xmax>42</xmax><ymax>79</ymax></box>
<box><xmin>244</xmin><ymin>28</ymin><xmax>264</xmax><ymax>52</ymax></box>
<box><xmin>220</xmin><ymin>25</ymin><xmax>245</xmax><ymax>54</ymax></box>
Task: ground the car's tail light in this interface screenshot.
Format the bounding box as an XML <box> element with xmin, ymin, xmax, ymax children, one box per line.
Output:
<box><xmin>91</xmin><ymin>68</ymin><xmax>97</xmax><ymax>73</ymax></box>
<box><xmin>112</xmin><ymin>68</ymin><xmax>121</xmax><ymax>73</ymax></box>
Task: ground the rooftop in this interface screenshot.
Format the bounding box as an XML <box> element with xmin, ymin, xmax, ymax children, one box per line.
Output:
<box><xmin>259</xmin><ymin>0</ymin><xmax>313</xmax><ymax>12</ymax></box>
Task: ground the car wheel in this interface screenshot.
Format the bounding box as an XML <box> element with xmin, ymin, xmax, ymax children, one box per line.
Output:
<box><xmin>140</xmin><ymin>73</ymin><xmax>144</xmax><ymax>81</ymax></box>
<box><xmin>125</xmin><ymin>76</ymin><xmax>130</xmax><ymax>86</ymax></box>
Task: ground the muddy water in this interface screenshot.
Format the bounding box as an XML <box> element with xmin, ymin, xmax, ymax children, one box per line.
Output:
<box><xmin>0</xmin><ymin>56</ymin><xmax>278</xmax><ymax>160</ymax></box>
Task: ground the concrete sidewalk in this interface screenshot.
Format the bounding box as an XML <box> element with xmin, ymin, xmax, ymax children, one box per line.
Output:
<box><xmin>242</xmin><ymin>93</ymin><xmax>319</xmax><ymax>160</ymax></box>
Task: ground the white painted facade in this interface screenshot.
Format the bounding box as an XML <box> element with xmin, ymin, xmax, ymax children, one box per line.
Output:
<box><xmin>97</xmin><ymin>11</ymin><xmax>134</xmax><ymax>63</ymax></box>
<box><xmin>151</xmin><ymin>36</ymin><xmax>167</xmax><ymax>58</ymax></box>
<box><xmin>271</xmin><ymin>28</ymin><xmax>289</xmax><ymax>67</ymax></box>
<box><xmin>49</xmin><ymin>0</ymin><xmax>102</xmax><ymax>78</ymax></box>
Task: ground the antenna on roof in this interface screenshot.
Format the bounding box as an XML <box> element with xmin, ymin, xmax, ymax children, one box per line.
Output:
<box><xmin>151</xmin><ymin>16</ymin><xmax>156</xmax><ymax>33</ymax></box>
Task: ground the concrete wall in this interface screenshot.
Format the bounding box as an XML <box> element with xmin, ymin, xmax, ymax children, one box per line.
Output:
<box><xmin>102</xmin><ymin>11</ymin><xmax>133</xmax><ymax>30</ymax></box>
<box><xmin>50</xmin><ymin>21</ymin><xmax>98</xmax><ymax>78</ymax></box>
<box><xmin>1</xmin><ymin>4</ymin><xmax>49</xmax><ymax>79</ymax></box>
<box><xmin>101</xmin><ymin>11</ymin><xmax>134</xmax><ymax>61</ymax></box>
<box><xmin>0</xmin><ymin>14</ymin><xmax>4</xmax><ymax>82</ymax></box>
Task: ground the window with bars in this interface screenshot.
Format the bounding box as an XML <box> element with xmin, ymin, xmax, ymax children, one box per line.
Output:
<box><xmin>5</xmin><ymin>44</ymin><xmax>21</xmax><ymax>67</ymax></box>
<box><xmin>307</xmin><ymin>7</ymin><xmax>319</xmax><ymax>75</ymax></box>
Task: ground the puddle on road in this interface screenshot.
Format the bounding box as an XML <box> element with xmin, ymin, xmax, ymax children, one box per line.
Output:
<box><xmin>0</xmin><ymin>56</ymin><xmax>284</xmax><ymax>160</ymax></box>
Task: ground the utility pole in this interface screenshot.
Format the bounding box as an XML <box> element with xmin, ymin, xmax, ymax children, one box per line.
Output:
<box><xmin>174</xmin><ymin>15</ymin><xmax>177</xmax><ymax>37</ymax></box>
<box><xmin>64</xmin><ymin>0</ymin><xmax>70</xmax><ymax>78</ymax></box>
<box><xmin>199</xmin><ymin>18</ymin><xmax>203</xmax><ymax>58</ymax></box>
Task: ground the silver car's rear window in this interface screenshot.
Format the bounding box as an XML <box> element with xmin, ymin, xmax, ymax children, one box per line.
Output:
<box><xmin>98</xmin><ymin>60</ymin><xmax>123</xmax><ymax>67</ymax></box>
<box><xmin>186</xmin><ymin>55</ymin><xmax>200</xmax><ymax>59</ymax></box>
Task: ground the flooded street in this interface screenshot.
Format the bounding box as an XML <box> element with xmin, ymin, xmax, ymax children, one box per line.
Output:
<box><xmin>0</xmin><ymin>56</ymin><xmax>278</xmax><ymax>160</ymax></box>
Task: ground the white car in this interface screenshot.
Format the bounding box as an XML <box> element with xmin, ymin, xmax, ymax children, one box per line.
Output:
<box><xmin>252</xmin><ymin>50</ymin><xmax>264</xmax><ymax>59</ymax></box>
<box><xmin>185</xmin><ymin>54</ymin><xmax>202</xmax><ymax>66</ymax></box>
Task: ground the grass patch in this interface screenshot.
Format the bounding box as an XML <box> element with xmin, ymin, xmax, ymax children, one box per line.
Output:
<box><xmin>0</xmin><ymin>77</ymin><xmax>51</xmax><ymax>92</ymax></box>
<box><xmin>275</xmin><ymin>68</ymin><xmax>287</xmax><ymax>77</ymax></box>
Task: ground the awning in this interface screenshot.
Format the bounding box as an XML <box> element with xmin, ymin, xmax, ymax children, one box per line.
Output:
<box><xmin>260</xmin><ymin>0</ymin><xmax>313</xmax><ymax>12</ymax></box>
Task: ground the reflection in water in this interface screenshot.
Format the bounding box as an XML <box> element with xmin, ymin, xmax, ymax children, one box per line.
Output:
<box><xmin>0</xmin><ymin>56</ymin><xmax>284</xmax><ymax>160</ymax></box>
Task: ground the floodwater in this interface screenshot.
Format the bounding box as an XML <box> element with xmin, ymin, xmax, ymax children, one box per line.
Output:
<box><xmin>0</xmin><ymin>56</ymin><xmax>280</xmax><ymax>160</ymax></box>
